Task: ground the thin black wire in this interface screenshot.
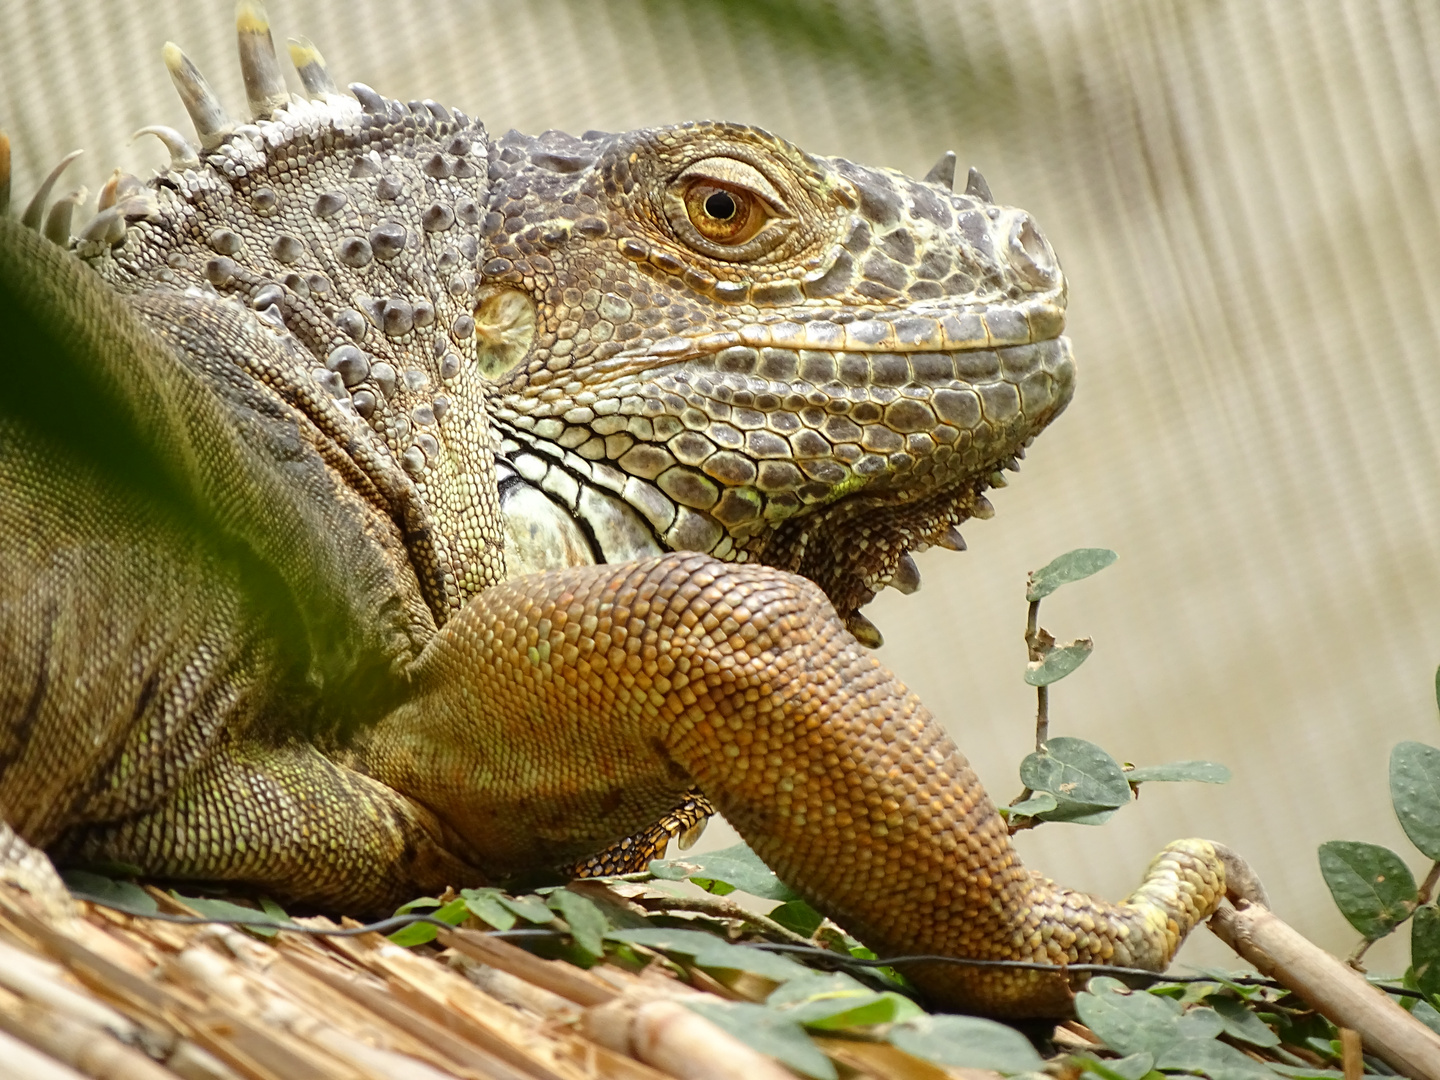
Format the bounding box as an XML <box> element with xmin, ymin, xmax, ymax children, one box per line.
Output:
<box><xmin>74</xmin><ymin>894</ymin><xmax>1425</xmax><ymax>1000</ymax></box>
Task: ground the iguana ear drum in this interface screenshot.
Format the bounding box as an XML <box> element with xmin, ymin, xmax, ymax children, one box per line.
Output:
<box><xmin>473</xmin><ymin>286</ymin><xmax>536</xmax><ymax>382</ymax></box>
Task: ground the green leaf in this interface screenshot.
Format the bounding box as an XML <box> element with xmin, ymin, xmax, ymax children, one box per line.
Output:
<box><xmin>1002</xmin><ymin>792</ymin><xmax>1058</xmax><ymax>818</ymax></box>
<box><xmin>1020</xmin><ymin>737</ymin><xmax>1132</xmax><ymax>812</ymax></box>
<box><xmin>171</xmin><ymin>893</ymin><xmax>283</xmax><ymax>937</ymax></box>
<box><xmin>61</xmin><ymin>869</ymin><xmax>158</xmax><ymax>914</ymax></box>
<box><xmin>460</xmin><ymin>888</ymin><xmax>517</xmax><ymax>931</ymax></box>
<box><xmin>1156</xmin><ymin>1037</ymin><xmax>1275</xmax><ymax>1079</ymax></box>
<box><xmin>388</xmin><ymin>896</ymin><xmax>468</xmax><ymax>946</ymax></box>
<box><xmin>1074</xmin><ymin>976</ymin><xmax>1183</xmax><ymax>1057</ymax></box>
<box><xmin>1124</xmin><ymin>761</ymin><xmax>1231</xmax><ymax>785</ymax></box>
<box><xmin>498</xmin><ymin>893</ymin><xmax>555</xmax><ymax>924</ymax></box>
<box><xmin>682</xmin><ymin>1000</ymin><xmax>836</xmax><ymax>1080</ymax></box>
<box><xmin>887</xmin><ymin>1015</ymin><xmax>1046</xmax><ymax>1074</ymax></box>
<box><xmin>1076</xmin><ymin>1053</ymin><xmax>1155</xmax><ymax>1080</ymax></box>
<box><xmin>1412</xmin><ymin>904</ymin><xmax>1440</xmax><ymax>999</ymax></box>
<box><xmin>1191</xmin><ymin>967</ymin><xmax>1266</xmax><ymax>1000</ymax></box>
<box><xmin>648</xmin><ymin>843</ymin><xmax>797</xmax><ymax>901</ymax></box>
<box><xmin>394</xmin><ymin>895</ymin><xmax>442</xmax><ymax>915</ymax></box>
<box><xmin>1024</xmin><ymin>638</ymin><xmax>1093</xmax><ymax>685</ymax></box>
<box><xmin>1390</xmin><ymin>741</ymin><xmax>1440</xmax><ymax>860</ymax></box>
<box><xmin>258</xmin><ymin>896</ymin><xmax>289</xmax><ymax>922</ymax></box>
<box><xmin>1026</xmin><ymin>548</ymin><xmax>1118</xmax><ymax>601</ymax></box>
<box><xmin>547</xmin><ymin>890</ymin><xmax>608</xmax><ymax>959</ymax></box>
<box><xmin>769</xmin><ymin>899</ymin><xmax>825</xmax><ymax>937</ymax></box>
<box><xmin>1412</xmin><ymin>997</ymin><xmax>1440</xmax><ymax>1036</ymax></box>
<box><xmin>768</xmin><ymin>971</ymin><xmax>870</xmax><ymax>1004</ymax></box>
<box><xmin>1210</xmin><ymin>995</ymin><xmax>1280</xmax><ymax>1047</ymax></box>
<box><xmin>606</xmin><ymin>927</ymin><xmax>808</xmax><ymax>982</ymax></box>
<box><xmin>783</xmin><ymin>989</ymin><xmax>922</xmax><ymax>1030</ymax></box>
<box><xmin>1317</xmin><ymin>841</ymin><xmax>1418</xmax><ymax>940</ymax></box>
<box><xmin>1173</xmin><ymin>1006</ymin><xmax>1224</xmax><ymax>1040</ymax></box>
<box><xmin>1037</xmin><ymin>803</ymin><xmax>1120</xmax><ymax>826</ymax></box>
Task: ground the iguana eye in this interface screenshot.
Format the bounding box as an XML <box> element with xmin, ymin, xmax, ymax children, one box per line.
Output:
<box><xmin>683</xmin><ymin>180</ymin><xmax>769</xmax><ymax>245</ymax></box>
<box><xmin>665</xmin><ymin>156</ymin><xmax>794</xmax><ymax>261</ymax></box>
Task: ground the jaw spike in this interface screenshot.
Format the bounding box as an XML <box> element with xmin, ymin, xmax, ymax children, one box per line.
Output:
<box><xmin>96</xmin><ymin>169</ymin><xmax>146</xmax><ymax>213</ymax></box>
<box><xmin>42</xmin><ymin>186</ymin><xmax>86</xmax><ymax>245</ymax></box>
<box><xmin>935</xmin><ymin>526</ymin><xmax>966</xmax><ymax>552</ymax></box>
<box><xmin>0</xmin><ymin>132</ymin><xmax>10</xmax><ymax>217</ymax></box>
<box><xmin>236</xmin><ymin>1</ymin><xmax>289</xmax><ymax>119</ymax></box>
<box><xmin>132</xmin><ymin>125</ymin><xmax>200</xmax><ymax>169</ymax></box>
<box><xmin>965</xmin><ymin>166</ymin><xmax>993</xmax><ymax>203</ymax></box>
<box><xmin>924</xmin><ymin>150</ymin><xmax>956</xmax><ymax>191</ymax></box>
<box><xmin>20</xmin><ymin>149</ymin><xmax>83</xmax><ymax>231</ymax></box>
<box><xmin>78</xmin><ymin>206</ymin><xmax>127</xmax><ymax>246</ymax></box>
<box><xmin>889</xmin><ymin>553</ymin><xmax>922</xmax><ymax>595</ymax></box>
<box><xmin>287</xmin><ymin>36</ymin><xmax>337</xmax><ymax>96</ymax></box>
<box><xmin>163</xmin><ymin>42</ymin><xmax>234</xmax><ymax>151</ymax></box>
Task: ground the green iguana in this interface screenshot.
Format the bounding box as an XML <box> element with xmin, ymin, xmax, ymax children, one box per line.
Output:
<box><xmin>0</xmin><ymin>2</ymin><xmax>1245</xmax><ymax>1016</ymax></box>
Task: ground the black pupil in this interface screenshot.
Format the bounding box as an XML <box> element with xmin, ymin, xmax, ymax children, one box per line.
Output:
<box><xmin>704</xmin><ymin>190</ymin><xmax>737</xmax><ymax>220</ymax></box>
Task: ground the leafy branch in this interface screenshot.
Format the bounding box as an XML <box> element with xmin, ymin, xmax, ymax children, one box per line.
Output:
<box><xmin>1003</xmin><ymin>549</ymin><xmax>1230</xmax><ymax>833</ymax></box>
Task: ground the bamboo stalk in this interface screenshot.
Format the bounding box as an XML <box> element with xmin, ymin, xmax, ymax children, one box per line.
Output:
<box><xmin>1209</xmin><ymin>901</ymin><xmax>1440</xmax><ymax>1080</ymax></box>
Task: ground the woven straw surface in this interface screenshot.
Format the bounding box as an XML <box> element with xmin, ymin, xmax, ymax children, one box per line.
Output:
<box><xmin>3</xmin><ymin>0</ymin><xmax>1438</xmax><ymax>974</ymax></box>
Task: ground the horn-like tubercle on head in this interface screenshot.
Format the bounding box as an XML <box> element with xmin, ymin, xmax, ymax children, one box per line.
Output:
<box><xmin>965</xmin><ymin>166</ymin><xmax>993</xmax><ymax>204</ymax></box>
<box><xmin>924</xmin><ymin>150</ymin><xmax>956</xmax><ymax>191</ymax></box>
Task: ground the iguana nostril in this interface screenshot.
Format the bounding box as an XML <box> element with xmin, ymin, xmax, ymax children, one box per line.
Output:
<box><xmin>1010</xmin><ymin>214</ymin><xmax>1058</xmax><ymax>288</ymax></box>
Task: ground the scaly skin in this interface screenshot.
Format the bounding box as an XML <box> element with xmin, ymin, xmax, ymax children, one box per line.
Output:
<box><xmin>0</xmin><ymin>4</ymin><xmax>1229</xmax><ymax>1015</ymax></box>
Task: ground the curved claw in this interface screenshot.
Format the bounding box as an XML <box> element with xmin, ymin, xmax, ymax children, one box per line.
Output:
<box><xmin>163</xmin><ymin>42</ymin><xmax>234</xmax><ymax>151</ymax></box>
<box><xmin>889</xmin><ymin>552</ymin><xmax>921</xmax><ymax>594</ymax></box>
<box><xmin>924</xmin><ymin>150</ymin><xmax>956</xmax><ymax>191</ymax></box>
<box><xmin>846</xmin><ymin>611</ymin><xmax>883</xmax><ymax>648</ymax></box>
<box><xmin>1211</xmin><ymin>841</ymin><xmax>1270</xmax><ymax>908</ymax></box>
<box><xmin>236</xmin><ymin>1</ymin><xmax>290</xmax><ymax>119</ymax></box>
<box><xmin>20</xmin><ymin>149</ymin><xmax>83</xmax><ymax>231</ymax></box>
<box><xmin>935</xmin><ymin>525</ymin><xmax>966</xmax><ymax>551</ymax></box>
<box><xmin>132</xmin><ymin>125</ymin><xmax>200</xmax><ymax>170</ymax></box>
<box><xmin>288</xmin><ymin>36</ymin><xmax>338</xmax><ymax>97</ymax></box>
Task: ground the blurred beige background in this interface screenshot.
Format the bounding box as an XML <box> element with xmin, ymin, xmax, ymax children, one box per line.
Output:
<box><xmin>4</xmin><ymin>0</ymin><xmax>1439</xmax><ymax>975</ymax></box>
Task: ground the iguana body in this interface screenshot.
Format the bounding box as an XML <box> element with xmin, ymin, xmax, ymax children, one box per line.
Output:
<box><xmin>0</xmin><ymin>4</ymin><xmax>1231</xmax><ymax>1016</ymax></box>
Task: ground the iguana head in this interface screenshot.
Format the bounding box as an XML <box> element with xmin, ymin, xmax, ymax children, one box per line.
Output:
<box><xmin>480</xmin><ymin>123</ymin><xmax>1073</xmax><ymax>638</ymax></box>
<box><xmin>71</xmin><ymin>3</ymin><xmax>1073</xmax><ymax>642</ymax></box>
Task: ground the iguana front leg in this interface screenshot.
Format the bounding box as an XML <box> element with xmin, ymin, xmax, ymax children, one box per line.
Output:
<box><xmin>355</xmin><ymin>552</ymin><xmax>1227</xmax><ymax>1016</ymax></box>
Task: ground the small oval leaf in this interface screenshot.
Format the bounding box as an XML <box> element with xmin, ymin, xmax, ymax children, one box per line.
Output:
<box><xmin>1074</xmin><ymin>976</ymin><xmax>1183</xmax><ymax>1057</ymax></box>
<box><xmin>1211</xmin><ymin>995</ymin><xmax>1280</xmax><ymax>1047</ymax></box>
<box><xmin>1390</xmin><ymin>741</ymin><xmax>1440</xmax><ymax>860</ymax></box>
<box><xmin>1003</xmin><ymin>792</ymin><xmax>1058</xmax><ymax>818</ymax></box>
<box><xmin>888</xmin><ymin>1015</ymin><xmax>1046</xmax><ymax>1073</ymax></box>
<box><xmin>649</xmin><ymin>843</ymin><xmax>797</xmax><ymax>901</ymax></box>
<box><xmin>1412</xmin><ymin>904</ymin><xmax>1440</xmax><ymax>999</ymax></box>
<box><xmin>1026</xmin><ymin>548</ymin><xmax>1118</xmax><ymax>602</ymax></box>
<box><xmin>1024</xmin><ymin>638</ymin><xmax>1094</xmax><ymax>685</ymax></box>
<box><xmin>547</xmin><ymin>889</ymin><xmax>609</xmax><ymax>959</ymax></box>
<box><xmin>1317</xmin><ymin>841</ymin><xmax>1418</xmax><ymax>940</ymax></box>
<box><xmin>1125</xmin><ymin>761</ymin><xmax>1231</xmax><ymax>785</ymax></box>
<box><xmin>1020</xmin><ymin>737</ymin><xmax>1132</xmax><ymax>809</ymax></box>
